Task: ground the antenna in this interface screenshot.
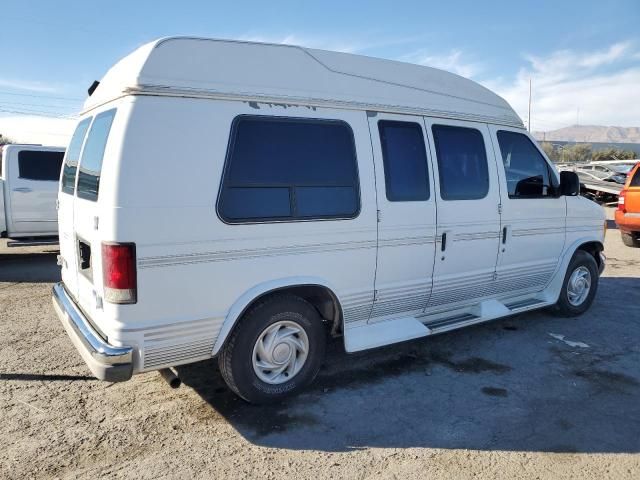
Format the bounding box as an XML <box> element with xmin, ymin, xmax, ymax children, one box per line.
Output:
<box><xmin>528</xmin><ymin>78</ymin><xmax>532</xmax><ymax>132</ymax></box>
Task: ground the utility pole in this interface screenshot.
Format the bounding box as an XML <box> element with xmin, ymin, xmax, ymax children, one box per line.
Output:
<box><xmin>528</xmin><ymin>77</ymin><xmax>532</xmax><ymax>132</ymax></box>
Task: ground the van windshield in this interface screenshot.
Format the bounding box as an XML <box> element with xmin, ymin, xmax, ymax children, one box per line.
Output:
<box><xmin>61</xmin><ymin>117</ymin><xmax>92</xmax><ymax>194</ymax></box>
<box><xmin>76</xmin><ymin>109</ymin><xmax>116</xmax><ymax>201</ymax></box>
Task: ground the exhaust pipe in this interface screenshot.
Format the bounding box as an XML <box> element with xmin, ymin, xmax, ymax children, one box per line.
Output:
<box><xmin>159</xmin><ymin>368</ymin><xmax>181</xmax><ymax>389</ymax></box>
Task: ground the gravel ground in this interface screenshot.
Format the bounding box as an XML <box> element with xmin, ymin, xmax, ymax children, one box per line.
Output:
<box><xmin>1</xmin><ymin>207</ymin><xmax>639</xmax><ymax>479</ymax></box>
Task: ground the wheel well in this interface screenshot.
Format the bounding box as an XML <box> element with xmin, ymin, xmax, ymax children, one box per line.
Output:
<box><xmin>238</xmin><ymin>285</ymin><xmax>343</xmax><ymax>336</ymax></box>
<box><xmin>577</xmin><ymin>241</ymin><xmax>604</xmax><ymax>269</ymax></box>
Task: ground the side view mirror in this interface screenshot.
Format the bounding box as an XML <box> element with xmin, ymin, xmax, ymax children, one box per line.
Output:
<box><xmin>560</xmin><ymin>171</ymin><xmax>580</xmax><ymax>196</ymax></box>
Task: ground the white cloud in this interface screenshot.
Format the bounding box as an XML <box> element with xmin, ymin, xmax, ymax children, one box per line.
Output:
<box><xmin>483</xmin><ymin>41</ymin><xmax>640</xmax><ymax>130</ymax></box>
<box><xmin>0</xmin><ymin>115</ymin><xmax>75</xmax><ymax>146</ymax></box>
<box><xmin>0</xmin><ymin>78</ymin><xmax>61</xmax><ymax>94</ymax></box>
<box><xmin>400</xmin><ymin>49</ymin><xmax>482</xmax><ymax>78</ymax></box>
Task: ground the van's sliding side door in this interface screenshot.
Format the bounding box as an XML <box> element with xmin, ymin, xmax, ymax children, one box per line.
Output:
<box><xmin>367</xmin><ymin>112</ymin><xmax>437</xmax><ymax>323</ymax></box>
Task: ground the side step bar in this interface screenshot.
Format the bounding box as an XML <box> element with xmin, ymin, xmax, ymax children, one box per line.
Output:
<box><xmin>7</xmin><ymin>237</ymin><xmax>59</xmax><ymax>248</ymax></box>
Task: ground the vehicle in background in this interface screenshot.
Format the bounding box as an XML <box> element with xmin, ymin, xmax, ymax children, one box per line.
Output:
<box><xmin>615</xmin><ymin>162</ymin><xmax>640</xmax><ymax>247</ymax></box>
<box><xmin>52</xmin><ymin>37</ymin><xmax>605</xmax><ymax>404</ymax></box>
<box><xmin>579</xmin><ymin>163</ymin><xmax>630</xmax><ymax>184</ymax></box>
<box><xmin>0</xmin><ymin>144</ymin><xmax>65</xmax><ymax>245</ymax></box>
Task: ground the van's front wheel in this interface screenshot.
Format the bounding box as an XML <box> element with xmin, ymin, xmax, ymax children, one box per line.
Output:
<box><xmin>218</xmin><ymin>295</ymin><xmax>326</xmax><ymax>404</ymax></box>
<box><xmin>552</xmin><ymin>250</ymin><xmax>599</xmax><ymax>317</ymax></box>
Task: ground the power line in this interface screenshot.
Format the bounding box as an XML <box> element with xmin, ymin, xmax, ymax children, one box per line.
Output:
<box><xmin>0</xmin><ymin>100</ymin><xmax>78</xmax><ymax>113</ymax></box>
<box><xmin>0</xmin><ymin>90</ymin><xmax>84</xmax><ymax>102</ymax></box>
<box><xmin>0</xmin><ymin>108</ymin><xmax>78</xmax><ymax>119</ymax></box>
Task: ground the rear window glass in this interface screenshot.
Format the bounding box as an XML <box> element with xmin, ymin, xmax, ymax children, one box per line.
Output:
<box><xmin>432</xmin><ymin>125</ymin><xmax>489</xmax><ymax>200</ymax></box>
<box><xmin>61</xmin><ymin>117</ymin><xmax>92</xmax><ymax>194</ymax></box>
<box><xmin>631</xmin><ymin>165</ymin><xmax>640</xmax><ymax>187</ymax></box>
<box><xmin>378</xmin><ymin>120</ymin><xmax>430</xmax><ymax>201</ymax></box>
<box><xmin>18</xmin><ymin>150</ymin><xmax>64</xmax><ymax>181</ymax></box>
<box><xmin>218</xmin><ymin>116</ymin><xmax>360</xmax><ymax>222</ymax></box>
<box><xmin>77</xmin><ymin>109</ymin><xmax>116</xmax><ymax>201</ymax></box>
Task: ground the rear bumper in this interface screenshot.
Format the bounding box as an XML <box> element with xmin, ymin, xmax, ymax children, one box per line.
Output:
<box><xmin>615</xmin><ymin>210</ymin><xmax>640</xmax><ymax>232</ymax></box>
<box><xmin>52</xmin><ymin>283</ymin><xmax>133</xmax><ymax>382</ymax></box>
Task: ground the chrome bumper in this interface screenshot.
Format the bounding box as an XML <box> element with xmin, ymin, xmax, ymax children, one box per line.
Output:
<box><xmin>52</xmin><ymin>283</ymin><xmax>133</xmax><ymax>382</ymax></box>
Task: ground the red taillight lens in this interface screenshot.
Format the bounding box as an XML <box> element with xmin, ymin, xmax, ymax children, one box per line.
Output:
<box><xmin>617</xmin><ymin>190</ymin><xmax>626</xmax><ymax>213</ymax></box>
<box><xmin>102</xmin><ymin>243</ymin><xmax>137</xmax><ymax>304</ymax></box>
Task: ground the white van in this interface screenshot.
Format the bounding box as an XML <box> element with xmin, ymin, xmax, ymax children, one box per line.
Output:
<box><xmin>53</xmin><ymin>37</ymin><xmax>605</xmax><ymax>403</ymax></box>
<box><xmin>1</xmin><ymin>144</ymin><xmax>65</xmax><ymax>242</ymax></box>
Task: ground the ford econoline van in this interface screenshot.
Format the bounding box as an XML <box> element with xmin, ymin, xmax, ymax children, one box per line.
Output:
<box><xmin>53</xmin><ymin>37</ymin><xmax>606</xmax><ymax>403</ymax></box>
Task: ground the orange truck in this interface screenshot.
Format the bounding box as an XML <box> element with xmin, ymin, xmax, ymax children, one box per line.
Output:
<box><xmin>615</xmin><ymin>162</ymin><xmax>640</xmax><ymax>247</ymax></box>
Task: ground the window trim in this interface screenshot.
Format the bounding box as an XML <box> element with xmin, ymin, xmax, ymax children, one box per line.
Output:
<box><xmin>17</xmin><ymin>150</ymin><xmax>64</xmax><ymax>182</ymax></box>
<box><xmin>377</xmin><ymin>119</ymin><xmax>430</xmax><ymax>202</ymax></box>
<box><xmin>496</xmin><ymin>129</ymin><xmax>560</xmax><ymax>200</ymax></box>
<box><xmin>216</xmin><ymin>114</ymin><xmax>362</xmax><ymax>225</ymax></box>
<box><xmin>431</xmin><ymin>124</ymin><xmax>490</xmax><ymax>201</ymax></box>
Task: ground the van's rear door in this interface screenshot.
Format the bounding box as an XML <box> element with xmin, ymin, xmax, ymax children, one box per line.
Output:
<box><xmin>58</xmin><ymin>117</ymin><xmax>92</xmax><ymax>300</ymax></box>
<box><xmin>72</xmin><ymin>109</ymin><xmax>117</xmax><ymax>316</ymax></box>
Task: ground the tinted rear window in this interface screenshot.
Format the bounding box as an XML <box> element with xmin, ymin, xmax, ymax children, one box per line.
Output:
<box><xmin>18</xmin><ymin>150</ymin><xmax>64</xmax><ymax>181</ymax></box>
<box><xmin>631</xmin><ymin>165</ymin><xmax>640</xmax><ymax>187</ymax></box>
<box><xmin>61</xmin><ymin>117</ymin><xmax>92</xmax><ymax>194</ymax></box>
<box><xmin>218</xmin><ymin>116</ymin><xmax>360</xmax><ymax>222</ymax></box>
<box><xmin>432</xmin><ymin>125</ymin><xmax>489</xmax><ymax>200</ymax></box>
<box><xmin>77</xmin><ymin>109</ymin><xmax>116</xmax><ymax>201</ymax></box>
<box><xmin>378</xmin><ymin>121</ymin><xmax>430</xmax><ymax>201</ymax></box>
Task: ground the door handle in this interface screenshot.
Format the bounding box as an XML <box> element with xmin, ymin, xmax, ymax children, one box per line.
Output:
<box><xmin>502</xmin><ymin>227</ymin><xmax>507</xmax><ymax>244</ymax></box>
<box><xmin>441</xmin><ymin>232</ymin><xmax>447</xmax><ymax>252</ymax></box>
<box><xmin>13</xmin><ymin>187</ymin><xmax>32</xmax><ymax>193</ymax></box>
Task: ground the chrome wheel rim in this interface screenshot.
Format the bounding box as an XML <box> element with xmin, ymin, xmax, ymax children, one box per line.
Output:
<box><xmin>567</xmin><ymin>266</ymin><xmax>591</xmax><ymax>306</ymax></box>
<box><xmin>252</xmin><ymin>320</ymin><xmax>309</xmax><ymax>385</ymax></box>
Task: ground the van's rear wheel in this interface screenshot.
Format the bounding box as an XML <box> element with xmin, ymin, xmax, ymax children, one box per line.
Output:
<box><xmin>218</xmin><ymin>294</ymin><xmax>326</xmax><ymax>404</ymax></box>
<box><xmin>621</xmin><ymin>231</ymin><xmax>640</xmax><ymax>248</ymax></box>
<box><xmin>552</xmin><ymin>250</ymin><xmax>599</xmax><ymax>317</ymax></box>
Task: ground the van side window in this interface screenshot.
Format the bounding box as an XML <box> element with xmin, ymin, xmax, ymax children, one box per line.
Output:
<box><xmin>18</xmin><ymin>151</ymin><xmax>64</xmax><ymax>181</ymax></box>
<box><xmin>77</xmin><ymin>109</ymin><xmax>116</xmax><ymax>201</ymax></box>
<box><xmin>61</xmin><ymin>117</ymin><xmax>92</xmax><ymax>194</ymax></box>
<box><xmin>218</xmin><ymin>116</ymin><xmax>360</xmax><ymax>222</ymax></box>
<box><xmin>378</xmin><ymin>121</ymin><xmax>429</xmax><ymax>201</ymax></box>
<box><xmin>432</xmin><ymin>125</ymin><xmax>489</xmax><ymax>200</ymax></box>
<box><xmin>497</xmin><ymin>130</ymin><xmax>555</xmax><ymax>198</ymax></box>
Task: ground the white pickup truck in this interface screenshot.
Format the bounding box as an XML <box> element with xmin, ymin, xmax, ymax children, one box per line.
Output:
<box><xmin>0</xmin><ymin>144</ymin><xmax>65</xmax><ymax>245</ymax></box>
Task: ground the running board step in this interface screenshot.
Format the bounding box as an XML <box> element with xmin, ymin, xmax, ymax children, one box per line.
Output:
<box><xmin>344</xmin><ymin>317</ymin><xmax>431</xmax><ymax>353</ymax></box>
<box><xmin>7</xmin><ymin>237</ymin><xmax>59</xmax><ymax>248</ymax></box>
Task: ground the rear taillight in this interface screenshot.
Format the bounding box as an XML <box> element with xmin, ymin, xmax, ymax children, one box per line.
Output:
<box><xmin>617</xmin><ymin>190</ymin><xmax>626</xmax><ymax>213</ymax></box>
<box><xmin>102</xmin><ymin>243</ymin><xmax>137</xmax><ymax>304</ymax></box>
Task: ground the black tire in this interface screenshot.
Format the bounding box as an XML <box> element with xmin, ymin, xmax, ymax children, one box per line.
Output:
<box><xmin>621</xmin><ymin>231</ymin><xmax>640</xmax><ymax>248</ymax></box>
<box><xmin>552</xmin><ymin>250</ymin><xmax>599</xmax><ymax>317</ymax></box>
<box><xmin>218</xmin><ymin>294</ymin><xmax>326</xmax><ymax>404</ymax></box>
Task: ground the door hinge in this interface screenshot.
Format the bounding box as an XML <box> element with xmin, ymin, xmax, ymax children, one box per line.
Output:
<box><xmin>377</xmin><ymin>209</ymin><xmax>382</xmax><ymax>223</ymax></box>
<box><xmin>498</xmin><ymin>203</ymin><xmax>503</xmax><ymax>214</ymax></box>
<box><xmin>93</xmin><ymin>216</ymin><xmax>99</xmax><ymax>230</ymax></box>
<box><xmin>492</xmin><ymin>271</ymin><xmax>498</xmax><ymax>281</ymax></box>
<box><xmin>55</xmin><ymin>199</ymin><xmax>60</xmax><ymax>211</ymax></box>
<box><xmin>373</xmin><ymin>290</ymin><xmax>379</xmax><ymax>302</ymax></box>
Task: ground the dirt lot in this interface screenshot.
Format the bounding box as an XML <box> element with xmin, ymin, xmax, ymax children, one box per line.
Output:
<box><xmin>1</xmin><ymin>207</ymin><xmax>639</xmax><ymax>479</ymax></box>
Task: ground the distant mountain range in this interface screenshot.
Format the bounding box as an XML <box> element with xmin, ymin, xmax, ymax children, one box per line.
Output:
<box><xmin>533</xmin><ymin>125</ymin><xmax>640</xmax><ymax>143</ymax></box>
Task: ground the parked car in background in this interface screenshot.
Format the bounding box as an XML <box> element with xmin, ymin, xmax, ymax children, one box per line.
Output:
<box><xmin>53</xmin><ymin>37</ymin><xmax>605</xmax><ymax>404</ymax></box>
<box><xmin>615</xmin><ymin>162</ymin><xmax>640</xmax><ymax>247</ymax></box>
<box><xmin>578</xmin><ymin>164</ymin><xmax>628</xmax><ymax>184</ymax></box>
<box><xmin>0</xmin><ymin>144</ymin><xmax>65</xmax><ymax>243</ymax></box>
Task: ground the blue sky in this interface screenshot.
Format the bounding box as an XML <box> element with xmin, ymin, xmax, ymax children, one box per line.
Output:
<box><xmin>1</xmin><ymin>0</ymin><xmax>639</xmax><ymax>144</ymax></box>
